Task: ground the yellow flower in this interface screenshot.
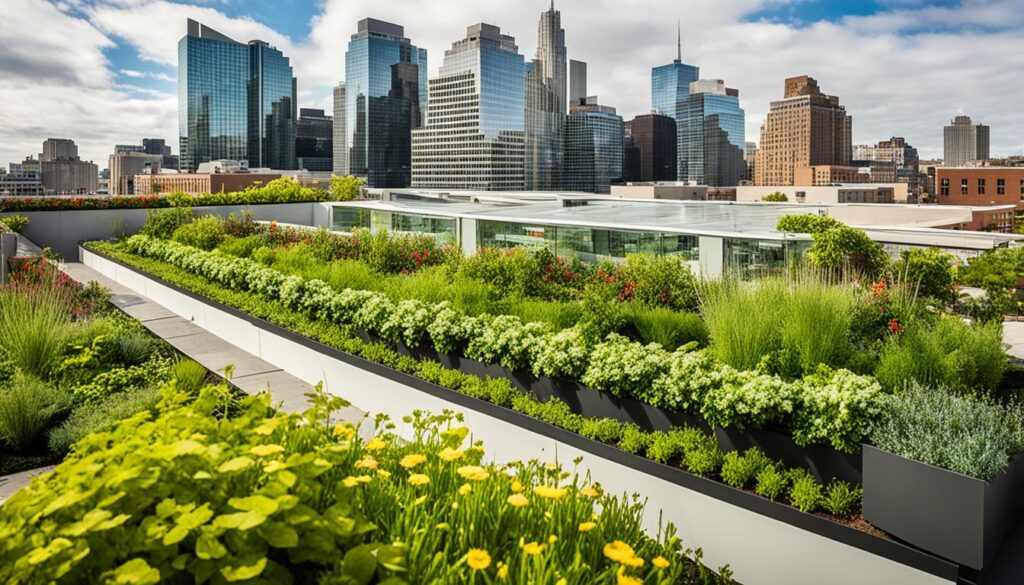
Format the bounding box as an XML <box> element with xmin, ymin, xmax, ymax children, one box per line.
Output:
<box><xmin>548</xmin><ymin>534</ymin><xmax>558</xmax><ymax>544</ymax></box>
<box><xmin>457</xmin><ymin>465</ymin><xmax>490</xmax><ymax>481</ymax></box>
<box><xmin>556</xmin><ymin>579</ymin><xmax>567</xmax><ymax>585</ymax></box>
<box><xmin>451</xmin><ymin>502</ymin><xmax>459</xmax><ymax>510</ymax></box>
<box><xmin>332</xmin><ymin>424</ymin><xmax>355</xmax><ymax>440</ymax></box>
<box><xmin>545</xmin><ymin>462</ymin><xmax>558</xmax><ymax>470</ymax></box>
<box><xmin>414</xmin><ymin>495</ymin><xmax>427</xmax><ymax>505</ymax></box>
<box><xmin>507</xmin><ymin>494</ymin><xmax>529</xmax><ymax>507</ymax></box>
<box><xmin>617</xmin><ymin>575</ymin><xmax>642</xmax><ymax>585</ymax></box>
<box><xmin>497</xmin><ymin>564</ymin><xmax>509</xmax><ymax>579</ymax></box>
<box><xmin>342</xmin><ymin>475</ymin><xmax>372</xmax><ymax>488</ymax></box>
<box><xmin>652</xmin><ymin>556</ymin><xmax>670</xmax><ymax>569</ymax></box>
<box><xmin>458</xmin><ymin>483</ymin><xmax>472</xmax><ymax>495</ymax></box>
<box><xmin>377</xmin><ymin>469</ymin><xmax>392</xmax><ymax>478</ymax></box>
<box><xmin>466</xmin><ymin>548</ymin><xmax>491</xmax><ymax>571</ymax></box>
<box><xmin>438</xmin><ymin>447</ymin><xmax>464</xmax><ymax>462</ymax></box>
<box><xmin>248</xmin><ymin>444</ymin><xmax>285</xmax><ymax>457</ymax></box>
<box><xmin>603</xmin><ymin>541</ymin><xmax>636</xmax><ymax>563</ymax></box>
<box><xmin>355</xmin><ymin>456</ymin><xmax>378</xmax><ymax>470</ymax></box>
<box><xmin>400</xmin><ymin>454</ymin><xmax>427</xmax><ymax>469</ymax></box>
<box><xmin>365</xmin><ymin>437</ymin><xmax>387</xmax><ymax>451</ymax></box>
<box><xmin>511</xmin><ymin>480</ymin><xmax>524</xmax><ymax>493</ymax></box>
<box><xmin>522</xmin><ymin>541</ymin><xmax>545</xmax><ymax>555</ymax></box>
<box><xmin>580</xmin><ymin>485</ymin><xmax>601</xmax><ymax>498</ymax></box>
<box><xmin>409</xmin><ymin>473</ymin><xmax>430</xmax><ymax>486</ymax></box>
<box><xmin>578</xmin><ymin>521</ymin><xmax>597</xmax><ymax>532</ymax></box>
<box><xmin>621</xmin><ymin>555</ymin><xmax>645</xmax><ymax>568</ymax></box>
<box><xmin>533</xmin><ymin>485</ymin><xmax>567</xmax><ymax>501</ymax></box>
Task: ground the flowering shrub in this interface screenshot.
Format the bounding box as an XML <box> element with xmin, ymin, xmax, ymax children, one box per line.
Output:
<box><xmin>698</xmin><ymin>369</ymin><xmax>795</xmax><ymax>430</ymax></box>
<box><xmin>531</xmin><ymin>325</ymin><xmax>592</xmax><ymax>379</ymax></box>
<box><xmin>0</xmin><ymin>383</ymin><xmax>729</xmax><ymax>584</ymax></box>
<box><xmin>791</xmin><ymin>368</ymin><xmax>885</xmax><ymax>452</ymax></box>
<box><xmin>465</xmin><ymin>315</ymin><xmax>552</xmax><ymax>371</ymax></box>
<box><xmin>582</xmin><ymin>334</ymin><xmax>669</xmax><ymax>398</ymax></box>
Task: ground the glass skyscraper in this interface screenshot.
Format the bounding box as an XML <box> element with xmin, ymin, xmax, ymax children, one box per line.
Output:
<box><xmin>411</xmin><ymin>23</ymin><xmax>526</xmax><ymax>190</ymax></box>
<box><xmin>296</xmin><ymin>108</ymin><xmax>333</xmax><ymax>172</ymax></box>
<box><xmin>678</xmin><ymin>80</ymin><xmax>745</xmax><ymax>186</ymax></box>
<box><xmin>178</xmin><ymin>19</ymin><xmax>249</xmax><ymax>172</ymax></box>
<box><xmin>344</xmin><ymin>18</ymin><xmax>426</xmax><ymax>187</ymax></box>
<box><xmin>564</xmin><ymin>99</ymin><xmax>624</xmax><ymax>194</ymax></box>
<box><xmin>248</xmin><ymin>41</ymin><xmax>297</xmax><ymax>170</ymax></box>
<box><xmin>651</xmin><ymin>26</ymin><xmax>699</xmax><ymax>180</ymax></box>
<box><xmin>525</xmin><ymin>3</ymin><xmax>566</xmax><ymax>191</ymax></box>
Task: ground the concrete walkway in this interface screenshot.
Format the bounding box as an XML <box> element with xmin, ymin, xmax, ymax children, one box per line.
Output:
<box><xmin>1003</xmin><ymin>321</ymin><xmax>1024</xmax><ymax>360</ymax></box>
<box><xmin>0</xmin><ymin>262</ymin><xmax>368</xmax><ymax>505</ymax></box>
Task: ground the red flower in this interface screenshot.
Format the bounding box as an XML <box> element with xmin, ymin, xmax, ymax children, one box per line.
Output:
<box><xmin>887</xmin><ymin>318</ymin><xmax>903</xmax><ymax>335</ymax></box>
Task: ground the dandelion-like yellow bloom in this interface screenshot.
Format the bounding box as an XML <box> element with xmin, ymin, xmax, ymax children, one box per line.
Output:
<box><xmin>617</xmin><ymin>575</ymin><xmax>642</xmax><ymax>585</ymax></box>
<box><xmin>377</xmin><ymin>469</ymin><xmax>392</xmax><ymax>478</ymax></box>
<box><xmin>332</xmin><ymin>424</ymin><xmax>355</xmax><ymax>440</ymax></box>
<box><xmin>652</xmin><ymin>556</ymin><xmax>670</xmax><ymax>569</ymax></box>
<box><xmin>580</xmin><ymin>485</ymin><xmax>601</xmax><ymax>498</ymax></box>
<box><xmin>438</xmin><ymin>447</ymin><xmax>464</xmax><ymax>462</ymax></box>
<box><xmin>507</xmin><ymin>494</ymin><xmax>529</xmax><ymax>507</ymax></box>
<box><xmin>458</xmin><ymin>483</ymin><xmax>472</xmax><ymax>495</ymax></box>
<box><xmin>496</xmin><ymin>564</ymin><xmax>509</xmax><ymax>579</ymax></box>
<box><xmin>354</xmin><ymin>456</ymin><xmax>378</xmax><ymax>470</ymax></box>
<box><xmin>342</xmin><ymin>475</ymin><xmax>372</xmax><ymax>488</ymax></box>
<box><xmin>457</xmin><ymin>465</ymin><xmax>490</xmax><ymax>481</ymax></box>
<box><xmin>603</xmin><ymin>541</ymin><xmax>636</xmax><ymax>563</ymax></box>
<box><xmin>578</xmin><ymin>521</ymin><xmax>597</xmax><ymax>532</ymax></box>
<box><xmin>400</xmin><ymin>454</ymin><xmax>427</xmax><ymax>469</ymax></box>
<box><xmin>545</xmin><ymin>462</ymin><xmax>558</xmax><ymax>470</ymax></box>
<box><xmin>548</xmin><ymin>534</ymin><xmax>558</xmax><ymax>544</ymax></box>
<box><xmin>522</xmin><ymin>541</ymin><xmax>545</xmax><ymax>555</ymax></box>
<box><xmin>409</xmin><ymin>473</ymin><xmax>430</xmax><ymax>486</ymax></box>
<box><xmin>620</xmin><ymin>555</ymin><xmax>645</xmax><ymax>568</ymax></box>
<box><xmin>533</xmin><ymin>485</ymin><xmax>567</xmax><ymax>501</ymax></box>
<box><xmin>466</xmin><ymin>548</ymin><xmax>491</xmax><ymax>570</ymax></box>
<box><xmin>510</xmin><ymin>480</ymin><xmax>524</xmax><ymax>493</ymax></box>
<box><xmin>365</xmin><ymin>437</ymin><xmax>387</xmax><ymax>451</ymax></box>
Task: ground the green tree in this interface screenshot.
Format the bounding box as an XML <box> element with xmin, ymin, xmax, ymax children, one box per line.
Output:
<box><xmin>776</xmin><ymin>214</ymin><xmax>888</xmax><ymax>276</ymax></box>
<box><xmin>894</xmin><ymin>247</ymin><xmax>956</xmax><ymax>302</ymax></box>
<box><xmin>330</xmin><ymin>175</ymin><xmax>365</xmax><ymax>201</ymax></box>
<box><xmin>763</xmin><ymin>192</ymin><xmax>788</xmax><ymax>202</ymax></box>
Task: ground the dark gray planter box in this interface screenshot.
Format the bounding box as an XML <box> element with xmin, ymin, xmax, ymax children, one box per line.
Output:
<box><xmin>862</xmin><ymin>445</ymin><xmax>1024</xmax><ymax>570</ymax></box>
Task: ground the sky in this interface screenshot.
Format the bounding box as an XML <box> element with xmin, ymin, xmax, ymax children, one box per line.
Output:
<box><xmin>0</xmin><ymin>0</ymin><xmax>1021</xmax><ymax>168</ymax></box>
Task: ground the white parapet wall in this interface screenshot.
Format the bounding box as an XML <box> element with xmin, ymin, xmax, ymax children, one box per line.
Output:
<box><xmin>81</xmin><ymin>246</ymin><xmax>958</xmax><ymax>585</ymax></box>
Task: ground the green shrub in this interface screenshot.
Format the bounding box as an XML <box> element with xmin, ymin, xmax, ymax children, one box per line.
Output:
<box><xmin>0</xmin><ymin>375</ymin><xmax>71</xmax><ymax>451</ymax></box>
<box><xmin>0</xmin><ymin>284</ymin><xmax>71</xmax><ymax>378</ymax></box>
<box><xmin>140</xmin><ymin>206</ymin><xmax>194</xmax><ymax>239</ymax></box>
<box><xmin>578</xmin><ymin>417</ymin><xmax>625</xmax><ymax>443</ymax></box>
<box><xmin>217</xmin><ymin>234</ymin><xmax>266</xmax><ymax>258</ymax></box>
<box><xmin>682</xmin><ymin>434</ymin><xmax>724</xmax><ymax>477</ymax></box>
<box><xmin>700</xmin><ymin>278</ymin><xmax>783</xmax><ymax>371</ymax></box>
<box><xmin>47</xmin><ymin>385</ymin><xmax>160</xmax><ymax>454</ymax></box>
<box><xmin>871</xmin><ymin>383</ymin><xmax>1024</xmax><ymax>480</ymax></box>
<box><xmin>647</xmin><ymin>427</ymin><xmax>703</xmax><ymax>464</ymax></box>
<box><xmin>1</xmin><ymin>214</ymin><xmax>29</xmax><ymax>233</ymax></box>
<box><xmin>780</xmin><ymin>276</ymin><xmax>855</xmax><ymax>373</ymax></box>
<box><xmin>894</xmin><ymin>248</ymin><xmax>956</xmax><ymax>303</ymax></box>
<box><xmin>172</xmin><ymin>359</ymin><xmax>209</xmax><ymax>393</ymax></box>
<box><xmin>776</xmin><ymin>214</ymin><xmax>888</xmax><ymax>276</ymax></box>
<box><xmin>762</xmin><ymin>192</ymin><xmax>788</xmax><ymax>202</ymax></box>
<box><xmin>625</xmin><ymin>305</ymin><xmax>708</xmax><ymax>350</ymax></box>
<box><xmin>754</xmin><ymin>465</ymin><xmax>789</xmax><ymax>501</ymax></box>
<box><xmin>329</xmin><ymin>175</ymin><xmax>364</xmax><ymax>201</ymax></box>
<box><xmin>171</xmin><ymin>214</ymin><xmax>225</xmax><ymax>250</ymax></box>
<box><xmin>822</xmin><ymin>481</ymin><xmax>862</xmax><ymax>517</ymax></box>
<box><xmin>617</xmin><ymin>253</ymin><xmax>698</xmax><ymax>311</ymax></box>
<box><xmin>459</xmin><ymin>247</ymin><xmax>540</xmax><ymax>298</ymax></box>
<box><xmin>617</xmin><ymin>424</ymin><xmax>652</xmax><ymax>455</ymax></box>
<box><xmin>720</xmin><ymin>448</ymin><xmax>771</xmax><ymax>489</ymax></box>
<box><xmin>787</xmin><ymin>470</ymin><xmax>823</xmax><ymax>513</ymax></box>
<box><xmin>71</xmin><ymin>356</ymin><xmax>173</xmax><ymax>404</ymax></box>
<box><xmin>108</xmin><ymin>329</ymin><xmax>157</xmax><ymax>365</ymax></box>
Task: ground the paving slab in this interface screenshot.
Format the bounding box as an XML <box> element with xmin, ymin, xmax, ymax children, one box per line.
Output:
<box><xmin>111</xmin><ymin>293</ymin><xmax>177</xmax><ymax>322</ymax></box>
<box><xmin>142</xmin><ymin>315</ymin><xmax>206</xmax><ymax>339</ymax></box>
<box><xmin>0</xmin><ymin>465</ymin><xmax>55</xmax><ymax>505</ymax></box>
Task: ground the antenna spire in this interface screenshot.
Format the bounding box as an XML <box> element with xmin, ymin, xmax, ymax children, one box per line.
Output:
<box><xmin>676</xmin><ymin>20</ymin><xmax>681</xmax><ymax>61</ymax></box>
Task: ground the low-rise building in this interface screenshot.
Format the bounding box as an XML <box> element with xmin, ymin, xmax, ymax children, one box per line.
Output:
<box><xmin>793</xmin><ymin>165</ymin><xmax>867</xmax><ymax>186</ymax></box>
<box><xmin>134</xmin><ymin>170</ymin><xmax>281</xmax><ymax>196</ymax></box>
<box><xmin>610</xmin><ymin>183</ymin><xmax>706</xmax><ymax>200</ymax></box>
<box><xmin>935</xmin><ymin>167</ymin><xmax>1024</xmax><ymax>230</ymax></box>
<box><xmin>737</xmin><ymin>184</ymin><xmax>895</xmax><ymax>204</ymax></box>
<box><xmin>109</xmin><ymin>152</ymin><xmax>162</xmax><ymax>195</ymax></box>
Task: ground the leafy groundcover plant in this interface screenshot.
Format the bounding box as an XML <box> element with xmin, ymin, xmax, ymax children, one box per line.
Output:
<box><xmin>0</xmin><ymin>383</ymin><xmax>734</xmax><ymax>585</ymax></box>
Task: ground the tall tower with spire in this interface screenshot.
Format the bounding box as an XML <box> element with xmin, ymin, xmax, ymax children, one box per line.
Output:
<box><xmin>651</xmin><ymin>22</ymin><xmax>699</xmax><ymax>179</ymax></box>
<box><xmin>525</xmin><ymin>2</ymin><xmax>568</xmax><ymax>190</ymax></box>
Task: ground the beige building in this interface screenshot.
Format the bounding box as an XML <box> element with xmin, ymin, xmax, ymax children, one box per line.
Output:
<box><xmin>109</xmin><ymin>152</ymin><xmax>162</xmax><ymax>195</ymax></box>
<box><xmin>610</xmin><ymin>183</ymin><xmax>707</xmax><ymax>200</ymax></box>
<box><xmin>754</xmin><ymin>76</ymin><xmax>852</xmax><ymax>186</ymax></box>
<box><xmin>793</xmin><ymin>165</ymin><xmax>866</xmax><ymax>186</ymax></box>
<box><xmin>737</xmin><ymin>184</ymin><xmax>894</xmax><ymax>204</ymax></box>
<box><xmin>134</xmin><ymin>172</ymin><xmax>281</xmax><ymax>196</ymax></box>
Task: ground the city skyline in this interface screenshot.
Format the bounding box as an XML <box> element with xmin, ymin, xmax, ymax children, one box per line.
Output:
<box><xmin>1</xmin><ymin>0</ymin><xmax>1022</xmax><ymax>168</ymax></box>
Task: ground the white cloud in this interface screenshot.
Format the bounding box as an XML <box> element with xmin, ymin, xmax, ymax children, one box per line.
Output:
<box><xmin>0</xmin><ymin>0</ymin><xmax>1021</xmax><ymax>169</ymax></box>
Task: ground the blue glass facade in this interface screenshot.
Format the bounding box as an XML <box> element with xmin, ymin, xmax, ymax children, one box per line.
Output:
<box><xmin>248</xmin><ymin>42</ymin><xmax>297</xmax><ymax>170</ymax></box>
<box><xmin>564</xmin><ymin>106</ymin><xmax>624</xmax><ymax>194</ymax></box>
<box><xmin>178</xmin><ymin>27</ymin><xmax>249</xmax><ymax>172</ymax></box>
<box><xmin>478</xmin><ymin>43</ymin><xmax>526</xmax><ymax>140</ymax></box>
<box><xmin>345</xmin><ymin>20</ymin><xmax>426</xmax><ymax>187</ymax></box>
<box><xmin>679</xmin><ymin>85</ymin><xmax>745</xmax><ymax>186</ymax></box>
<box><xmin>650</xmin><ymin>61</ymin><xmax>699</xmax><ymax>119</ymax></box>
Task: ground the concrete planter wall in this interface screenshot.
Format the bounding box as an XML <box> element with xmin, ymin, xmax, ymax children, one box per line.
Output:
<box><xmin>1</xmin><ymin>203</ymin><xmax>319</xmax><ymax>260</ymax></box>
<box><xmin>81</xmin><ymin>246</ymin><xmax>961</xmax><ymax>585</ymax></box>
<box><xmin>863</xmin><ymin>445</ymin><xmax>1024</xmax><ymax>571</ymax></box>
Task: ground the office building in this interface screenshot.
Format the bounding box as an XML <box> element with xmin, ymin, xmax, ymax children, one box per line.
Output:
<box><xmin>944</xmin><ymin>116</ymin><xmax>990</xmax><ymax>167</ymax></box>
<box><xmin>625</xmin><ymin>114</ymin><xmax>677</xmax><ymax>182</ymax></box>
<box><xmin>564</xmin><ymin>98</ymin><xmax>623</xmax><ymax>194</ymax></box>
<box><xmin>737</xmin><ymin>184</ymin><xmax>894</xmax><ymax>204</ymax></box>
<box><xmin>109</xmin><ymin>151</ymin><xmax>162</xmax><ymax>195</ymax></box>
<box><xmin>0</xmin><ymin>166</ymin><xmax>43</xmax><ymax>197</ymax></box>
<box><xmin>678</xmin><ymin>79</ymin><xmax>745</xmax><ymax>186</ymax></box>
<box><xmin>794</xmin><ymin>165</ymin><xmax>867</xmax><ymax>186</ymax></box>
<box><xmin>411</xmin><ymin>23</ymin><xmax>526</xmax><ymax>190</ymax></box>
<box><xmin>114</xmin><ymin>144</ymin><xmax>145</xmax><ymax>154</ymax></box>
<box><xmin>35</xmin><ymin>138</ymin><xmax>98</xmax><ymax>195</ymax></box>
<box><xmin>650</xmin><ymin>25</ymin><xmax>699</xmax><ymax>119</ymax></box>
<box><xmin>936</xmin><ymin>167</ymin><xmax>1024</xmax><ymax>225</ymax></box>
<box><xmin>248</xmin><ymin>41</ymin><xmax>297</xmax><ymax>170</ymax></box>
<box><xmin>524</xmin><ymin>4</ymin><xmax>567</xmax><ymax>191</ymax></box>
<box><xmin>755</xmin><ymin>76</ymin><xmax>852</xmax><ymax>186</ymax></box>
<box><xmin>569</xmin><ymin>59</ymin><xmax>587</xmax><ymax>103</ymax></box>
<box><xmin>744</xmin><ymin>142</ymin><xmax>758</xmax><ymax>182</ymax></box>
<box><xmin>296</xmin><ymin>108</ymin><xmax>333</xmax><ymax>172</ymax></box>
<box><xmin>41</xmin><ymin>138</ymin><xmax>79</xmax><ymax>162</ymax></box>
<box><xmin>332</xmin><ymin>83</ymin><xmax>348</xmax><ymax>175</ymax></box>
<box><xmin>344</xmin><ymin>18</ymin><xmax>426</xmax><ymax>187</ymax></box>
<box><xmin>134</xmin><ymin>165</ymin><xmax>281</xmax><ymax>197</ymax></box>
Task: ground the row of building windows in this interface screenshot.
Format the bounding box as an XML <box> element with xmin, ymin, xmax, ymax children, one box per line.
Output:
<box><xmin>940</xmin><ymin>178</ymin><xmax>1024</xmax><ymax>197</ymax></box>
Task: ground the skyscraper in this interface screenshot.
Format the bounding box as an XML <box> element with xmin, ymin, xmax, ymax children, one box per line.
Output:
<box><xmin>344</xmin><ymin>18</ymin><xmax>426</xmax><ymax>187</ymax></box>
<box><xmin>569</xmin><ymin>59</ymin><xmax>587</xmax><ymax>104</ymax></box>
<box><xmin>755</xmin><ymin>76</ymin><xmax>852</xmax><ymax>186</ymax></box>
<box><xmin>678</xmin><ymin>79</ymin><xmax>745</xmax><ymax>186</ymax></box>
<box><xmin>651</xmin><ymin>24</ymin><xmax>699</xmax><ymax>181</ymax></box>
<box><xmin>296</xmin><ymin>108</ymin><xmax>333</xmax><ymax>172</ymax></box>
<box><xmin>178</xmin><ymin>20</ymin><xmax>250</xmax><ymax>172</ymax></box>
<box><xmin>41</xmin><ymin>138</ymin><xmax>79</xmax><ymax>162</ymax></box>
<box><xmin>564</xmin><ymin>98</ymin><xmax>624</xmax><ymax>194</ymax></box>
<box><xmin>248</xmin><ymin>41</ymin><xmax>297</xmax><ymax>170</ymax></box>
<box><xmin>37</xmin><ymin>138</ymin><xmax>98</xmax><ymax>195</ymax></box>
<box><xmin>332</xmin><ymin>83</ymin><xmax>348</xmax><ymax>175</ymax></box>
<box><xmin>944</xmin><ymin>115</ymin><xmax>990</xmax><ymax>167</ymax></box>
<box><xmin>411</xmin><ymin>23</ymin><xmax>526</xmax><ymax>191</ymax></box>
<box><xmin>525</xmin><ymin>3</ymin><xmax>567</xmax><ymax>191</ymax></box>
<box><xmin>625</xmin><ymin>114</ymin><xmax>677</xmax><ymax>182</ymax></box>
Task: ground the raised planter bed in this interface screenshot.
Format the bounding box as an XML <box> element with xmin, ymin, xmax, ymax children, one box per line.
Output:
<box><xmin>863</xmin><ymin>445</ymin><xmax>1024</xmax><ymax>571</ymax></box>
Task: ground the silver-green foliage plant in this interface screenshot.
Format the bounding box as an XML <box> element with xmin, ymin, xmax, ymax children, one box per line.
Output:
<box><xmin>871</xmin><ymin>383</ymin><xmax>1024</xmax><ymax>481</ymax></box>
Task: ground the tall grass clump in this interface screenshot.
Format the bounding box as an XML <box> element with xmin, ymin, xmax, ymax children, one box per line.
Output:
<box><xmin>625</xmin><ymin>305</ymin><xmax>708</xmax><ymax>350</ymax></box>
<box><xmin>171</xmin><ymin>359</ymin><xmax>209</xmax><ymax>394</ymax></box>
<box><xmin>0</xmin><ymin>375</ymin><xmax>71</xmax><ymax>451</ymax></box>
<box><xmin>507</xmin><ymin>298</ymin><xmax>585</xmax><ymax>330</ymax></box>
<box><xmin>780</xmin><ymin>273</ymin><xmax>856</xmax><ymax>373</ymax></box>
<box><xmin>699</xmin><ymin>278</ymin><xmax>783</xmax><ymax>370</ymax></box>
<box><xmin>0</xmin><ymin>284</ymin><xmax>72</xmax><ymax>378</ymax></box>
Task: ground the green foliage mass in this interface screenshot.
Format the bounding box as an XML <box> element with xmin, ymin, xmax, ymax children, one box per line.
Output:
<box><xmin>893</xmin><ymin>247</ymin><xmax>957</xmax><ymax>303</ymax></box>
<box><xmin>776</xmin><ymin>214</ymin><xmax>888</xmax><ymax>276</ymax></box>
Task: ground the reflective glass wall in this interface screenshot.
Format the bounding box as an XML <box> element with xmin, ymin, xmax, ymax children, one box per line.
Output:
<box><xmin>248</xmin><ymin>42</ymin><xmax>297</xmax><ymax>170</ymax></box>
